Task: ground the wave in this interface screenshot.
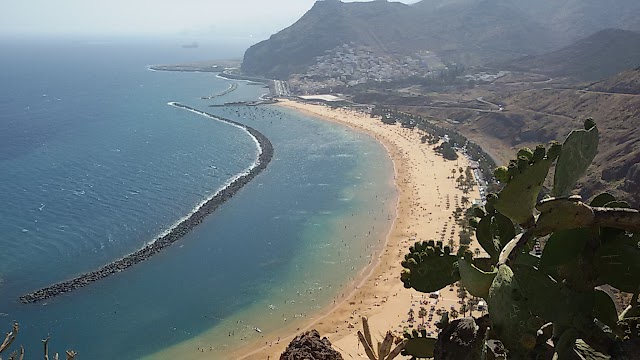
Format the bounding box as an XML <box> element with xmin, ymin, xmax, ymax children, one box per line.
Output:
<box><xmin>20</xmin><ymin>103</ymin><xmax>274</xmax><ymax>304</ymax></box>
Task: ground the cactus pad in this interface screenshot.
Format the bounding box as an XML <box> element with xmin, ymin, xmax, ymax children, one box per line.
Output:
<box><xmin>552</xmin><ymin>122</ymin><xmax>599</xmax><ymax>197</ymax></box>
<box><xmin>457</xmin><ymin>257</ymin><xmax>496</xmax><ymax>299</ymax></box>
<box><xmin>554</xmin><ymin>328</ymin><xmax>579</xmax><ymax>359</ymax></box>
<box><xmin>518</xmin><ymin>147</ymin><xmax>534</xmax><ymax>161</ymax></box>
<box><xmin>487</xmin><ymin>265</ymin><xmax>541</xmax><ymax>357</ymax></box>
<box><xmin>593</xmin><ymin>289</ymin><xmax>619</xmax><ymax>329</ymax></box>
<box><xmin>433</xmin><ymin>317</ymin><xmax>488</xmax><ymax>360</ymax></box>
<box><xmin>493</xmin><ymin>166</ymin><xmax>510</xmax><ymax>183</ymax></box>
<box><xmin>475</xmin><ymin>212</ymin><xmax>516</xmax><ymax>260</ymax></box>
<box><xmin>595</xmin><ymin>233</ymin><xmax>640</xmax><ymax>293</ymax></box>
<box><xmin>402</xmin><ymin>329</ymin><xmax>436</xmax><ymax>359</ymax></box>
<box><xmin>535</xmin><ymin>197</ymin><xmax>595</xmax><ymax>236</ymax></box>
<box><xmin>539</xmin><ymin>228</ymin><xmax>590</xmax><ymax>269</ymax></box>
<box><xmin>494</xmin><ymin>157</ymin><xmax>554</xmax><ymax>225</ymax></box>
<box><xmin>532</xmin><ymin>145</ymin><xmax>546</xmax><ymax>162</ymax></box>
<box><xmin>590</xmin><ymin>193</ymin><xmax>616</xmax><ymax>207</ymax></box>
<box><xmin>401</xmin><ymin>240</ymin><xmax>460</xmax><ymax>293</ymax></box>
<box><xmin>512</xmin><ymin>264</ymin><xmax>563</xmax><ymax>321</ymax></box>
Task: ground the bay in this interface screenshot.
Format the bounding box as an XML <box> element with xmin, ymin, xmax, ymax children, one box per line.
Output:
<box><xmin>0</xmin><ymin>38</ymin><xmax>395</xmax><ymax>359</ymax></box>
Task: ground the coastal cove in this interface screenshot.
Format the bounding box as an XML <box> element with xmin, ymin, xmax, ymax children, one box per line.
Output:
<box><xmin>144</xmin><ymin>102</ymin><xmax>398</xmax><ymax>360</ymax></box>
<box><xmin>230</xmin><ymin>100</ymin><xmax>483</xmax><ymax>360</ymax></box>
<box><xmin>147</xmin><ymin>98</ymin><xmax>483</xmax><ymax>360</ymax></box>
<box><xmin>0</xmin><ymin>40</ymin><xmax>396</xmax><ymax>359</ymax></box>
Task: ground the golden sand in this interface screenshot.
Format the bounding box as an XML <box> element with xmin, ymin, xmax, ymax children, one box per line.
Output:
<box><xmin>149</xmin><ymin>100</ymin><xmax>483</xmax><ymax>360</ymax></box>
<box><xmin>233</xmin><ymin>100</ymin><xmax>483</xmax><ymax>359</ymax></box>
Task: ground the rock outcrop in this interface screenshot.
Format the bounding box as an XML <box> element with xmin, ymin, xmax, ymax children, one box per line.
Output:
<box><xmin>280</xmin><ymin>330</ymin><xmax>343</xmax><ymax>360</ymax></box>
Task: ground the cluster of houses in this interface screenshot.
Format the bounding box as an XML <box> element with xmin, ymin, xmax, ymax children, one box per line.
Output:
<box><xmin>288</xmin><ymin>43</ymin><xmax>444</xmax><ymax>94</ymax></box>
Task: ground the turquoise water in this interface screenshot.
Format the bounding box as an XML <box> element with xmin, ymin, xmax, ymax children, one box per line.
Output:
<box><xmin>0</xmin><ymin>38</ymin><xmax>395</xmax><ymax>358</ymax></box>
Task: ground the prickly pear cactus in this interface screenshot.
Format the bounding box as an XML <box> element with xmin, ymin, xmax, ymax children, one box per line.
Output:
<box><xmin>595</xmin><ymin>232</ymin><xmax>640</xmax><ymax>293</ymax></box>
<box><xmin>553</xmin><ymin>328</ymin><xmax>579</xmax><ymax>359</ymax></box>
<box><xmin>433</xmin><ymin>317</ymin><xmax>489</xmax><ymax>360</ymax></box>
<box><xmin>472</xmin><ymin>201</ymin><xmax>515</xmax><ymax>260</ymax></box>
<box><xmin>552</xmin><ymin>119</ymin><xmax>599</xmax><ymax>197</ymax></box>
<box><xmin>401</xmin><ymin>240</ymin><xmax>460</xmax><ymax>293</ymax></box>
<box><xmin>539</xmin><ymin>228</ymin><xmax>591</xmax><ymax>269</ymax></box>
<box><xmin>511</xmin><ymin>264</ymin><xmax>563</xmax><ymax>320</ymax></box>
<box><xmin>593</xmin><ymin>289</ymin><xmax>619</xmax><ymax>329</ymax></box>
<box><xmin>534</xmin><ymin>197</ymin><xmax>595</xmax><ymax>236</ymax></box>
<box><xmin>457</xmin><ymin>257</ymin><xmax>496</xmax><ymax>299</ymax></box>
<box><xmin>396</xmin><ymin>119</ymin><xmax>640</xmax><ymax>359</ymax></box>
<box><xmin>493</xmin><ymin>146</ymin><xmax>555</xmax><ymax>226</ymax></box>
<box><xmin>487</xmin><ymin>265</ymin><xmax>541</xmax><ymax>357</ymax></box>
<box><xmin>402</xmin><ymin>329</ymin><xmax>436</xmax><ymax>359</ymax></box>
<box><xmin>590</xmin><ymin>193</ymin><xmax>616</xmax><ymax>207</ymax></box>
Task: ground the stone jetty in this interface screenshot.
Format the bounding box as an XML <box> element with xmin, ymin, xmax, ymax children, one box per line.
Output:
<box><xmin>20</xmin><ymin>103</ymin><xmax>274</xmax><ymax>304</ymax></box>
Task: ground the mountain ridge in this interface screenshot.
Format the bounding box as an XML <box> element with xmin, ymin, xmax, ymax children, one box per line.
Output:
<box><xmin>241</xmin><ymin>0</ymin><xmax>640</xmax><ymax>79</ymax></box>
<box><xmin>500</xmin><ymin>29</ymin><xmax>640</xmax><ymax>81</ymax></box>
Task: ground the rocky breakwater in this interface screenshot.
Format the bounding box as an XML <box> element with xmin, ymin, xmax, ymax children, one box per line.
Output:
<box><xmin>20</xmin><ymin>103</ymin><xmax>274</xmax><ymax>304</ymax></box>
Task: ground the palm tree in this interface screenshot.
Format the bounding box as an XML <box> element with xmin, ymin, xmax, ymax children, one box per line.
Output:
<box><xmin>450</xmin><ymin>309</ymin><xmax>460</xmax><ymax>319</ymax></box>
<box><xmin>461</xmin><ymin>196</ymin><xmax>470</xmax><ymax>207</ymax></box>
<box><xmin>460</xmin><ymin>303</ymin><xmax>468</xmax><ymax>317</ymax></box>
<box><xmin>418</xmin><ymin>307</ymin><xmax>427</xmax><ymax>327</ymax></box>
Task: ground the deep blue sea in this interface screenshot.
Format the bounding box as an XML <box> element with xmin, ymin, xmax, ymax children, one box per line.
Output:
<box><xmin>0</xmin><ymin>38</ymin><xmax>395</xmax><ymax>359</ymax></box>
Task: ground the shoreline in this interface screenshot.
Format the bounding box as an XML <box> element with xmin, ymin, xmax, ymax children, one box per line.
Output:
<box><xmin>230</xmin><ymin>102</ymin><xmax>403</xmax><ymax>359</ymax></box>
<box><xmin>231</xmin><ymin>100</ymin><xmax>482</xmax><ymax>359</ymax></box>
<box><xmin>19</xmin><ymin>103</ymin><xmax>274</xmax><ymax>304</ymax></box>
<box><xmin>143</xmin><ymin>101</ymin><xmax>398</xmax><ymax>360</ymax></box>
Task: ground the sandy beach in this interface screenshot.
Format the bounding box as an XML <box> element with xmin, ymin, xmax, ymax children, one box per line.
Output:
<box><xmin>147</xmin><ymin>99</ymin><xmax>483</xmax><ymax>360</ymax></box>
<box><xmin>225</xmin><ymin>100</ymin><xmax>484</xmax><ymax>359</ymax></box>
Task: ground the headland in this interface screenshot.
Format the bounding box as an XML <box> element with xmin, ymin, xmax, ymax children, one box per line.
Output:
<box><xmin>148</xmin><ymin>59</ymin><xmax>241</xmax><ymax>73</ymax></box>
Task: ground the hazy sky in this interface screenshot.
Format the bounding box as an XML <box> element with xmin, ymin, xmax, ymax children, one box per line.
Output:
<box><xmin>1</xmin><ymin>0</ymin><xmax>416</xmax><ymax>40</ymax></box>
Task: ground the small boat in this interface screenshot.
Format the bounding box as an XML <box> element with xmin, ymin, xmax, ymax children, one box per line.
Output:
<box><xmin>254</xmin><ymin>327</ymin><xmax>262</xmax><ymax>333</ymax></box>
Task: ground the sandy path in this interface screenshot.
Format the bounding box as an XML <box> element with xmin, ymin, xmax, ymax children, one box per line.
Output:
<box><xmin>230</xmin><ymin>100</ymin><xmax>483</xmax><ymax>360</ymax></box>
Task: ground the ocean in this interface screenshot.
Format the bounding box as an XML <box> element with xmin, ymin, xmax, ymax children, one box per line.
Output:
<box><xmin>0</xmin><ymin>37</ymin><xmax>395</xmax><ymax>358</ymax></box>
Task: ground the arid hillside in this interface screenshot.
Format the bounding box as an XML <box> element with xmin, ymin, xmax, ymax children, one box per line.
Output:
<box><xmin>391</xmin><ymin>70</ymin><xmax>640</xmax><ymax>205</ymax></box>
<box><xmin>500</xmin><ymin>29</ymin><xmax>640</xmax><ymax>81</ymax></box>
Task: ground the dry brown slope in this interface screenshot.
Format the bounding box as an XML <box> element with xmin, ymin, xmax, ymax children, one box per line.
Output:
<box><xmin>501</xmin><ymin>29</ymin><xmax>640</xmax><ymax>81</ymax></box>
<box><xmin>590</xmin><ymin>67</ymin><xmax>640</xmax><ymax>94</ymax></box>
<box><xmin>454</xmin><ymin>87</ymin><xmax>640</xmax><ymax>205</ymax></box>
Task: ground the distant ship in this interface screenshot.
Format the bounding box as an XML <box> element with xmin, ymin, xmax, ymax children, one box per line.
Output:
<box><xmin>181</xmin><ymin>42</ymin><xmax>199</xmax><ymax>49</ymax></box>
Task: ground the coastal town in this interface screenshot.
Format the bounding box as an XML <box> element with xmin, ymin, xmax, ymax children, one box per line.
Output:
<box><xmin>288</xmin><ymin>44</ymin><xmax>446</xmax><ymax>94</ymax></box>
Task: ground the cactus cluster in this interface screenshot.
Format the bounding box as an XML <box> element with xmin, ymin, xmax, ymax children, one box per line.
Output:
<box><xmin>398</xmin><ymin>119</ymin><xmax>640</xmax><ymax>359</ymax></box>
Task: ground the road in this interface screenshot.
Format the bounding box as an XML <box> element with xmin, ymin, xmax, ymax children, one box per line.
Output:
<box><xmin>273</xmin><ymin>80</ymin><xmax>292</xmax><ymax>97</ymax></box>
